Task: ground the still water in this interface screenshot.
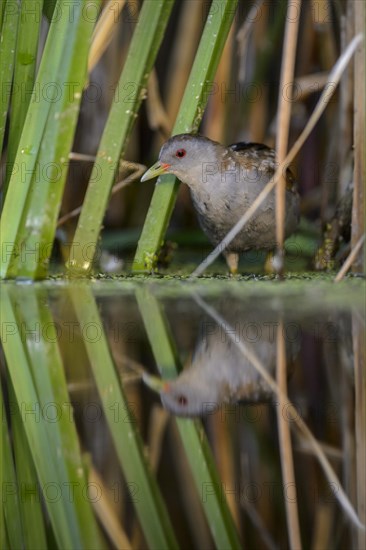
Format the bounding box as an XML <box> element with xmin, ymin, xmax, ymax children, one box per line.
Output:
<box><xmin>1</xmin><ymin>278</ymin><xmax>365</xmax><ymax>549</ymax></box>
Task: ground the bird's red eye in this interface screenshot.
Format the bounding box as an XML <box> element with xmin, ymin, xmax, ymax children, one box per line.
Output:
<box><xmin>177</xmin><ymin>395</ymin><xmax>187</xmax><ymax>406</ymax></box>
<box><xmin>175</xmin><ymin>149</ymin><xmax>186</xmax><ymax>158</ymax></box>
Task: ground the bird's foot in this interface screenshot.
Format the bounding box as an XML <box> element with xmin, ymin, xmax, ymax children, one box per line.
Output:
<box><xmin>224</xmin><ymin>252</ymin><xmax>239</xmax><ymax>277</ymax></box>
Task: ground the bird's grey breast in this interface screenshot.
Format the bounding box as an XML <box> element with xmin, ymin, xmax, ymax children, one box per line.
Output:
<box><xmin>189</xmin><ymin>150</ymin><xmax>273</xmax><ymax>245</ymax></box>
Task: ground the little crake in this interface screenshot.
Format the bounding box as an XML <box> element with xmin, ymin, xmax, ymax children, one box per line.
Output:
<box><xmin>141</xmin><ymin>134</ymin><xmax>300</xmax><ymax>273</ymax></box>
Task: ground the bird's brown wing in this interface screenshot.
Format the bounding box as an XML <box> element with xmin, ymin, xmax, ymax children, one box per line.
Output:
<box><xmin>228</xmin><ymin>141</ymin><xmax>297</xmax><ymax>193</ymax></box>
<box><xmin>229</xmin><ymin>141</ymin><xmax>272</xmax><ymax>153</ymax></box>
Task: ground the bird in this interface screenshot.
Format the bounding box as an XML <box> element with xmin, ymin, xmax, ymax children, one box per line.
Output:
<box><xmin>143</xmin><ymin>311</ymin><xmax>299</xmax><ymax>417</ymax></box>
<box><xmin>144</xmin><ymin>332</ymin><xmax>276</xmax><ymax>417</ymax></box>
<box><xmin>141</xmin><ymin>134</ymin><xmax>300</xmax><ymax>274</ymax></box>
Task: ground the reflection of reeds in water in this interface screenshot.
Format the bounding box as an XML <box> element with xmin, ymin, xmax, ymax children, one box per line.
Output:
<box><xmin>193</xmin><ymin>293</ymin><xmax>364</xmax><ymax>532</ymax></box>
<box><xmin>276</xmin><ymin>317</ymin><xmax>301</xmax><ymax>548</ymax></box>
<box><xmin>353</xmin><ymin>312</ymin><xmax>366</xmax><ymax>550</ymax></box>
<box><xmin>1</xmin><ymin>283</ymin><xmax>365</xmax><ymax>547</ymax></box>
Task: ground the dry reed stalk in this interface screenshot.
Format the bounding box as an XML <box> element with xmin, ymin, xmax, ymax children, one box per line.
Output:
<box><xmin>89</xmin><ymin>465</ymin><xmax>132</xmax><ymax>549</ymax></box>
<box><xmin>276</xmin><ymin>319</ymin><xmax>302</xmax><ymax>550</ymax></box>
<box><xmin>190</xmin><ymin>34</ymin><xmax>363</xmax><ymax>278</ymax></box>
<box><xmin>310</xmin><ymin>503</ymin><xmax>333</xmax><ymax>550</ymax></box>
<box><xmin>338</xmin><ymin>337</ymin><xmax>357</xmax><ymax>549</ymax></box>
<box><xmin>275</xmin><ymin>0</ymin><xmax>301</xmax><ymax>275</ymax></box>
<box><xmin>192</xmin><ymin>292</ymin><xmax>365</xmax><ymax>530</ymax></box>
<box><xmin>351</xmin><ymin>2</ymin><xmax>365</xmax><ymax>272</ymax></box>
<box><xmin>88</xmin><ymin>0</ymin><xmax>126</xmax><ymax>73</ymax></box>
<box><xmin>334</xmin><ymin>234</ymin><xmax>365</xmax><ymax>282</ymax></box>
<box><xmin>295</xmin><ymin>440</ymin><xmax>343</xmax><ymax>460</ymax></box>
<box><xmin>147</xmin><ymin>406</ymin><xmax>169</xmax><ymax>471</ymax></box>
<box><xmin>208</xmin><ymin>412</ymin><xmax>241</xmax><ymax>530</ymax></box>
<box><xmin>352</xmin><ymin>313</ymin><xmax>366</xmax><ymax>549</ymax></box>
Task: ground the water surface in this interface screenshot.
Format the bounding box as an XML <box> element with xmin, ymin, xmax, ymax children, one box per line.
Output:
<box><xmin>1</xmin><ymin>278</ymin><xmax>365</xmax><ymax>549</ymax></box>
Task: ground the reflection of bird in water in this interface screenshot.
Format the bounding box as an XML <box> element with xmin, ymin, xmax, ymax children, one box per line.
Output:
<box><xmin>144</xmin><ymin>317</ymin><xmax>299</xmax><ymax>417</ymax></box>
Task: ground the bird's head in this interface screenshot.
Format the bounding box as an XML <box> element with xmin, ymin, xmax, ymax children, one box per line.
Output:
<box><xmin>160</xmin><ymin>379</ymin><xmax>219</xmax><ymax>417</ymax></box>
<box><xmin>143</xmin><ymin>370</ymin><xmax>220</xmax><ymax>417</ymax></box>
<box><xmin>141</xmin><ymin>134</ymin><xmax>225</xmax><ymax>188</ymax></box>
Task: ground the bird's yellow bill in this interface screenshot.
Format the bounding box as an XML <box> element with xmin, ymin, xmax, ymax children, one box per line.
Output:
<box><xmin>141</xmin><ymin>161</ymin><xmax>171</xmax><ymax>182</ymax></box>
<box><xmin>142</xmin><ymin>372</ymin><xmax>171</xmax><ymax>393</ymax></box>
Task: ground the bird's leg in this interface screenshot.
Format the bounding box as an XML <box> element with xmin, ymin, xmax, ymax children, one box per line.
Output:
<box><xmin>224</xmin><ymin>252</ymin><xmax>239</xmax><ymax>276</ymax></box>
